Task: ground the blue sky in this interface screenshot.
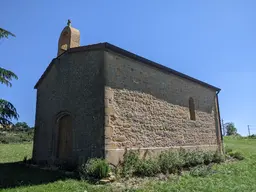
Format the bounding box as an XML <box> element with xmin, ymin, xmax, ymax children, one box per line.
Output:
<box><xmin>1</xmin><ymin>1</ymin><xmax>255</xmax><ymax>135</ymax></box>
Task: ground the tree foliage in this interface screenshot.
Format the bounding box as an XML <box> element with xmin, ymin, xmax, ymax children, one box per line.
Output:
<box><xmin>224</xmin><ymin>122</ymin><xmax>238</xmax><ymax>136</ymax></box>
<box><xmin>0</xmin><ymin>28</ymin><xmax>15</xmax><ymax>39</ymax></box>
<box><xmin>0</xmin><ymin>67</ymin><xmax>18</xmax><ymax>87</ymax></box>
<box><xmin>0</xmin><ymin>27</ymin><xmax>19</xmax><ymax>128</ymax></box>
<box><xmin>0</xmin><ymin>99</ymin><xmax>19</xmax><ymax>127</ymax></box>
<box><xmin>15</xmin><ymin>122</ymin><xmax>30</xmax><ymax>129</ymax></box>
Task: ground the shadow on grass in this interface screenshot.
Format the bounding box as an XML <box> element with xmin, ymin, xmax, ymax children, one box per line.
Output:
<box><xmin>0</xmin><ymin>161</ymin><xmax>77</xmax><ymax>189</ymax></box>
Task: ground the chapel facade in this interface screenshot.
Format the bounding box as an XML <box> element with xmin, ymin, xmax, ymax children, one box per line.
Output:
<box><xmin>32</xmin><ymin>21</ymin><xmax>222</xmax><ymax>165</ymax></box>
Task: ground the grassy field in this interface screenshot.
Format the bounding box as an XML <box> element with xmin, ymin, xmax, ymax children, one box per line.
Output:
<box><xmin>0</xmin><ymin>137</ymin><xmax>255</xmax><ymax>192</ymax></box>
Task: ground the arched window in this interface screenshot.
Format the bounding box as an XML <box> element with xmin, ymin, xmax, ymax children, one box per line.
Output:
<box><xmin>189</xmin><ymin>97</ymin><xmax>196</xmax><ymax>120</ymax></box>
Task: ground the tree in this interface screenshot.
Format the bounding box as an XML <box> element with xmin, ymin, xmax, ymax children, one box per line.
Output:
<box><xmin>15</xmin><ymin>122</ymin><xmax>30</xmax><ymax>129</ymax></box>
<box><xmin>0</xmin><ymin>27</ymin><xmax>19</xmax><ymax>128</ymax></box>
<box><xmin>224</xmin><ymin>122</ymin><xmax>237</xmax><ymax>136</ymax></box>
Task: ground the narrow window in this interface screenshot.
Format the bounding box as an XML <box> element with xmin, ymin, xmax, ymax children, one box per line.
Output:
<box><xmin>189</xmin><ymin>97</ymin><xmax>196</xmax><ymax>120</ymax></box>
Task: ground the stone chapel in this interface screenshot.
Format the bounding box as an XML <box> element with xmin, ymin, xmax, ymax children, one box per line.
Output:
<box><xmin>32</xmin><ymin>21</ymin><xmax>223</xmax><ymax>165</ymax></box>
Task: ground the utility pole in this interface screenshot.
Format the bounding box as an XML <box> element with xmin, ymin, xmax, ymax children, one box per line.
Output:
<box><xmin>248</xmin><ymin>125</ymin><xmax>251</xmax><ymax>136</ymax></box>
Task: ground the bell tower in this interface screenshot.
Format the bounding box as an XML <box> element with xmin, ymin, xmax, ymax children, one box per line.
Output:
<box><xmin>57</xmin><ymin>20</ymin><xmax>80</xmax><ymax>56</ymax></box>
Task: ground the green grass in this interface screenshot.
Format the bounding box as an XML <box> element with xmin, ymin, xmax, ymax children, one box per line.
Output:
<box><xmin>0</xmin><ymin>143</ymin><xmax>32</xmax><ymax>163</ymax></box>
<box><xmin>0</xmin><ymin>137</ymin><xmax>255</xmax><ymax>192</ymax></box>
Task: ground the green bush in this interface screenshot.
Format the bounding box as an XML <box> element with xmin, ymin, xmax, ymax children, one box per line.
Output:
<box><xmin>134</xmin><ymin>158</ymin><xmax>160</xmax><ymax>177</ymax></box>
<box><xmin>248</xmin><ymin>134</ymin><xmax>256</xmax><ymax>139</ymax></box>
<box><xmin>79</xmin><ymin>158</ymin><xmax>109</xmax><ymax>180</ymax></box>
<box><xmin>228</xmin><ymin>151</ymin><xmax>244</xmax><ymax>160</ymax></box>
<box><xmin>190</xmin><ymin>165</ymin><xmax>212</xmax><ymax>177</ymax></box>
<box><xmin>212</xmin><ymin>151</ymin><xmax>225</xmax><ymax>163</ymax></box>
<box><xmin>182</xmin><ymin>150</ymin><xmax>204</xmax><ymax>167</ymax></box>
<box><xmin>0</xmin><ymin>134</ymin><xmax>20</xmax><ymax>143</ymax></box>
<box><xmin>158</xmin><ymin>151</ymin><xmax>184</xmax><ymax>174</ymax></box>
<box><xmin>203</xmin><ymin>152</ymin><xmax>214</xmax><ymax>165</ymax></box>
<box><xmin>121</xmin><ymin>150</ymin><xmax>140</xmax><ymax>177</ymax></box>
<box><xmin>224</xmin><ymin>146</ymin><xmax>233</xmax><ymax>154</ymax></box>
<box><xmin>118</xmin><ymin>148</ymin><xmax>226</xmax><ymax>178</ymax></box>
<box><xmin>0</xmin><ymin>129</ymin><xmax>34</xmax><ymax>144</ymax></box>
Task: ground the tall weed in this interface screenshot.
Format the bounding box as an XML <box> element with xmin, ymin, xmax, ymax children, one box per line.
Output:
<box><xmin>158</xmin><ymin>151</ymin><xmax>184</xmax><ymax>174</ymax></box>
<box><xmin>121</xmin><ymin>150</ymin><xmax>140</xmax><ymax>177</ymax></box>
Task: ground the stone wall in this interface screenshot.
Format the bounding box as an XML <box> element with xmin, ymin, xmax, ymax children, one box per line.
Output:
<box><xmin>104</xmin><ymin>50</ymin><xmax>220</xmax><ymax>164</ymax></box>
<box><xmin>33</xmin><ymin>50</ymin><xmax>105</xmax><ymax>164</ymax></box>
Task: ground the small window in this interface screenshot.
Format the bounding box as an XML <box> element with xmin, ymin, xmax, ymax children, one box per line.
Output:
<box><xmin>189</xmin><ymin>97</ymin><xmax>196</xmax><ymax>120</ymax></box>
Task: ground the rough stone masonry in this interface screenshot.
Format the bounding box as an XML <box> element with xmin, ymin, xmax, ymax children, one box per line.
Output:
<box><xmin>104</xmin><ymin>51</ymin><xmax>222</xmax><ymax>164</ymax></box>
<box><xmin>32</xmin><ymin>21</ymin><xmax>222</xmax><ymax>166</ymax></box>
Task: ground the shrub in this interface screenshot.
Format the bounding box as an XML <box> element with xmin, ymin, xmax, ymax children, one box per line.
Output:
<box><xmin>158</xmin><ymin>151</ymin><xmax>184</xmax><ymax>174</ymax></box>
<box><xmin>228</xmin><ymin>151</ymin><xmax>244</xmax><ymax>160</ymax></box>
<box><xmin>190</xmin><ymin>165</ymin><xmax>212</xmax><ymax>177</ymax></box>
<box><xmin>134</xmin><ymin>158</ymin><xmax>160</xmax><ymax>177</ymax></box>
<box><xmin>79</xmin><ymin>158</ymin><xmax>109</xmax><ymax>180</ymax></box>
<box><xmin>212</xmin><ymin>151</ymin><xmax>225</xmax><ymax>163</ymax></box>
<box><xmin>0</xmin><ymin>134</ymin><xmax>20</xmax><ymax>143</ymax></box>
<box><xmin>248</xmin><ymin>134</ymin><xmax>256</xmax><ymax>139</ymax></box>
<box><xmin>121</xmin><ymin>150</ymin><xmax>140</xmax><ymax>177</ymax></box>
<box><xmin>203</xmin><ymin>152</ymin><xmax>214</xmax><ymax>165</ymax></box>
<box><xmin>225</xmin><ymin>146</ymin><xmax>233</xmax><ymax>154</ymax></box>
<box><xmin>0</xmin><ymin>129</ymin><xmax>34</xmax><ymax>144</ymax></box>
<box><xmin>182</xmin><ymin>150</ymin><xmax>204</xmax><ymax>167</ymax></box>
<box><xmin>118</xmin><ymin>148</ymin><xmax>226</xmax><ymax>178</ymax></box>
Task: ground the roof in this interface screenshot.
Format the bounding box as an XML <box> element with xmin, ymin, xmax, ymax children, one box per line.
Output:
<box><xmin>34</xmin><ymin>42</ymin><xmax>221</xmax><ymax>91</ymax></box>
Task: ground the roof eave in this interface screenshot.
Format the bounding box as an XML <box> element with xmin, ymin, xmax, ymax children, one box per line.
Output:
<box><xmin>34</xmin><ymin>58</ymin><xmax>57</xmax><ymax>89</ymax></box>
